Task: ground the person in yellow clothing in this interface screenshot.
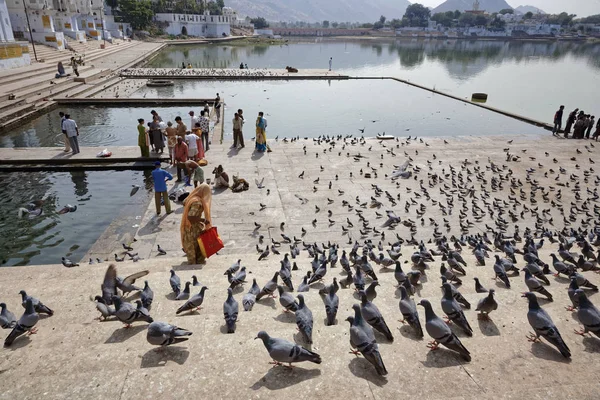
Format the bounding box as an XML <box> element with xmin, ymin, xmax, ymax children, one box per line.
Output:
<box><xmin>138</xmin><ymin>118</ymin><xmax>150</xmax><ymax>157</ymax></box>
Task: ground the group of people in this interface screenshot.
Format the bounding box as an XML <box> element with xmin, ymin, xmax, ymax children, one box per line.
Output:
<box><xmin>553</xmin><ymin>105</ymin><xmax>599</xmax><ymax>140</ymax></box>
<box><xmin>55</xmin><ymin>57</ymin><xmax>80</xmax><ymax>79</ymax></box>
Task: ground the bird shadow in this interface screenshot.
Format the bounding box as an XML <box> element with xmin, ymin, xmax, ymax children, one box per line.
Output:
<box><xmin>347</xmin><ymin>357</ymin><xmax>388</xmax><ymax>387</ymax></box>
<box><xmin>309</xmin><ymin>282</ymin><xmax>325</xmax><ymax>291</ymax></box>
<box><xmin>104</xmin><ymin>324</ymin><xmax>147</xmax><ymax>344</ymax></box>
<box><xmin>553</xmin><ymin>275</ymin><xmax>570</xmax><ymax>284</ymax></box>
<box><xmin>530</xmin><ymin>341</ymin><xmax>572</xmax><ymax>363</ymax></box>
<box><xmin>274</xmin><ymin>312</ymin><xmax>296</xmax><ymax>324</ymax></box>
<box><xmin>477</xmin><ymin>317</ymin><xmax>500</xmax><ymax>336</ymax></box>
<box><xmin>420</xmin><ymin>348</ymin><xmax>464</xmax><ymax>368</ymax></box>
<box><xmin>140</xmin><ymin>346</ymin><xmax>190</xmax><ymax>368</ymax></box>
<box><xmin>257</xmin><ymin>297</ymin><xmax>277</xmax><ymax>309</ymax></box>
<box><xmin>164</xmin><ymin>292</ymin><xmax>178</xmax><ymax>300</ymax></box>
<box><xmin>397</xmin><ymin>324</ymin><xmax>423</xmax><ymax>341</ymax></box>
<box><xmin>176</xmin><ymin>309</ymin><xmax>201</xmax><ymax>317</ymax></box>
<box><xmin>4</xmin><ymin>335</ymin><xmax>32</xmax><ymax>350</ymax></box>
<box><xmin>231</xmin><ymin>285</ymin><xmax>245</xmax><ymax>295</ymax></box>
<box><xmin>322</xmin><ymin>318</ymin><xmax>337</xmax><ymax>326</ymax></box>
<box><xmin>220</xmin><ymin>324</ymin><xmax>236</xmax><ymax>334</ymax></box>
<box><xmin>293</xmin><ymin>331</ymin><xmax>311</xmax><ymax>348</ymax></box>
<box><xmin>250</xmin><ymin>366</ymin><xmax>320</xmax><ymax>391</ymax></box>
<box><xmin>582</xmin><ymin>336</ymin><xmax>600</xmax><ymax>353</ymax></box>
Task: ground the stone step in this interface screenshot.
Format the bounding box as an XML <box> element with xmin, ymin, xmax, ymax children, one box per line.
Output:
<box><xmin>73</xmin><ymin>68</ymin><xmax>110</xmax><ymax>83</ymax></box>
<box><xmin>0</xmin><ymin>102</ymin><xmax>36</xmax><ymax>124</ymax></box>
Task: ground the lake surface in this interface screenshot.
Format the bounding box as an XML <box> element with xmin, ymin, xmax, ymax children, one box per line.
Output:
<box><xmin>148</xmin><ymin>39</ymin><xmax>600</xmax><ymax>123</ymax></box>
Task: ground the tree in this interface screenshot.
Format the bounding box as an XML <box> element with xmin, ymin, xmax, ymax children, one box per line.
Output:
<box><xmin>458</xmin><ymin>12</ymin><xmax>476</xmax><ymax>27</ymax></box>
<box><xmin>453</xmin><ymin>10</ymin><xmax>461</xmax><ymax>19</ymax></box>
<box><xmin>489</xmin><ymin>16</ymin><xmax>506</xmax><ymax>29</ymax></box>
<box><xmin>402</xmin><ymin>3</ymin><xmax>431</xmax><ymax>27</ymax></box>
<box><xmin>389</xmin><ymin>18</ymin><xmax>402</xmax><ymax>29</ymax></box>
<box><xmin>431</xmin><ymin>12</ymin><xmax>453</xmax><ymax>27</ymax></box>
<box><xmin>361</xmin><ymin>23</ymin><xmax>374</xmax><ymax>28</ymax></box>
<box><xmin>547</xmin><ymin>12</ymin><xmax>576</xmax><ymax>26</ymax></box>
<box><xmin>118</xmin><ymin>0</ymin><xmax>154</xmax><ymax>30</ymax></box>
<box><xmin>250</xmin><ymin>17</ymin><xmax>269</xmax><ymax>29</ymax></box>
<box><xmin>373</xmin><ymin>21</ymin><xmax>384</xmax><ymax>30</ymax></box>
<box><xmin>499</xmin><ymin>8</ymin><xmax>513</xmax><ymax>15</ymax></box>
<box><xmin>578</xmin><ymin>14</ymin><xmax>600</xmax><ymax>24</ymax></box>
<box><xmin>379</xmin><ymin>15</ymin><xmax>386</xmax><ymax>24</ymax></box>
<box><xmin>332</xmin><ymin>22</ymin><xmax>339</xmax><ymax>28</ymax></box>
<box><xmin>524</xmin><ymin>11</ymin><xmax>533</xmax><ymax>19</ymax></box>
<box><xmin>322</xmin><ymin>20</ymin><xmax>330</xmax><ymax>28</ymax></box>
<box><xmin>474</xmin><ymin>14</ymin><xmax>488</xmax><ymax>26</ymax></box>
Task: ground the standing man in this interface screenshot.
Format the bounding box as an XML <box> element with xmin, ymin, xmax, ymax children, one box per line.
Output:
<box><xmin>329</xmin><ymin>57</ymin><xmax>332</xmax><ymax>71</ymax></box>
<box><xmin>63</xmin><ymin>114</ymin><xmax>80</xmax><ymax>154</ymax></box>
<box><xmin>586</xmin><ymin>116</ymin><xmax>595</xmax><ymax>139</ymax></box>
<box><xmin>174</xmin><ymin>136</ymin><xmax>189</xmax><ymax>182</ymax></box>
<box><xmin>59</xmin><ymin>111</ymin><xmax>70</xmax><ymax>152</ymax></box>
<box><xmin>232</xmin><ymin>112</ymin><xmax>244</xmax><ymax>149</ymax></box>
<box><xmin>185</xmin><ymin>129</ymin><xmax>200</xmax><ymax>161</ymax></box>
<box><xmin>214</xmin><ymin>93</ymin><xmax>221</xmax><ymax>124</ymax></box>
<box><xmin>151</xmin><ymin>161</ymin><xmax>172</xmax><ymax>216</ymax></box>
<box><xmin>564</xmin><ymin>108</ymin><xmax>578</xmax><ymax>138</ymax></box>
<box><xmin>552</xmin><ymin>105</ymin><xmax>564</xmax><ymax>136</ymax></box>
<box><xmin>199</xmin><ymin>110</ymin><xmax>210</xmax><ymax>151</ymax></box>
<box><xmin>175</xmin><ymin>116</ymin><xmax>187</xmax><ymax>139</ymax></box>
<box><xmin>189</xmin><ymin>110</ymin><xmax>199</xmax><ymax>132</ymax></box>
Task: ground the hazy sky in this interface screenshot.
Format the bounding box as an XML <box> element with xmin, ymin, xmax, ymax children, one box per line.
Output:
<box><xmin>416</xmin><ymin>0</ymin><xmax>600</xmax><ymax>17</ymax></box>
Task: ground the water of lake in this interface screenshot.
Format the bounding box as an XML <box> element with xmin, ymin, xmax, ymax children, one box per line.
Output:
<box><xmin>147</xmin><ymin>39</ymin><xmax>600</xmax><ymax>123</ymax></box>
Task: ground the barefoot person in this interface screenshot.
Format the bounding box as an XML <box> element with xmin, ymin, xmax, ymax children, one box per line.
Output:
<box><xmin>255</xmin><ymin>111</ymin><xmax>269</xmax><ymax>153</ymax></box>
<box><xmin>137</xmin><ymin>118</ymin><xmax>150</xmax><ymax>157</ymax></box>
<box><xmin>180</xmin><ymin>184</ymin><xmax>212</xmax><ymax>265</ymax></box>
<box><xmin>63</xmin><ymin>114</ymin><xmax>80</xmax><ymax>154</ymax></box>
<box><xmin>59</xmin><ymin>112</ymin><xmax>71</xmax><ymax>152</ymax></box>
<box><xmin>151</xmin><ymin>161</ymin><xmax>173</xmax><ymax>215</ymax></box>
<box><xmin>165</xmin><ymin>121</ymin><xmax>177</xmax><ymax>164</ymax></box>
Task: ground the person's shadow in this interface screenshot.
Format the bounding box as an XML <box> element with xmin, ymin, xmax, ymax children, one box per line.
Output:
<box><xmin>251</xmin><ymin>151</ymin><xmax>265</xmax><ymax>161</ymax></box>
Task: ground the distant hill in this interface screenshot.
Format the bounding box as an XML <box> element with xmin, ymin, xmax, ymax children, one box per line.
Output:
<box><xmin>514</xmin><ymin>5</ymin><xmax>546</xmax><ymax>15</ymax></box>
<box><xmin>227</xmin><ymin>0</ymin><xmax>411</xmax><ymax>23</ymax></box>
<box><xmin>432</xmin><ymin>0</ymin><xmax>513</xmax><ymax>14</ymax></box>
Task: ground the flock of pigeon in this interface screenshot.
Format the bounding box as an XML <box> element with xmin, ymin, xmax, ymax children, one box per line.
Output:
<box><xmin>3</xmin><ymin>135</ymin><xmax>600</xmax><ymax>380</ymax></box>
<box><xmin>120</xmin><ymin>68</ymin><xmax>315</xmax><ymax>78</ymax></box>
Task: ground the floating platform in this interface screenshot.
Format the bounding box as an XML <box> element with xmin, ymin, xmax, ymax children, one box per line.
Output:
<box><xmin>120</xmin><ymin>68</ymin><xmax>349</xmax><ymax>80</ymax></box>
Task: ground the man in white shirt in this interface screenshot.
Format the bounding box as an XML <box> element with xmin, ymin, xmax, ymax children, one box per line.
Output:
<box><xmin>189</xmin><ymin>110</ymin><xmax>199</xmax><ymax>132</ymax></box>
<box><xmin>62</xmin><ymin>114</ymin><xmax>80</xmax><ymax>154</ymax></box>
<box><xmin>59</xmin><ymin>111</ymin><xmax>70</xmax><ymax>152</ymax></box>
<box><xmin>185</xmin><ymin>132</ymin><xmax>199</xmax><ymax>161</ymax></box>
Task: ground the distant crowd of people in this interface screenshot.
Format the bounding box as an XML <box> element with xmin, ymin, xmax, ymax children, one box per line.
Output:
<box><xmin>553</xmin><ymin>105</ymin><xmax>599</xmax><ymax>140</ymax></box>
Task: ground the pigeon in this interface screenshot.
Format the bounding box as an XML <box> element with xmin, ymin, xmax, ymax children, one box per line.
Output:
<box><xmin>279</xmin><ymin>262</ymin><xmax>294</xmax><ymax>292</ymax></box>
<box><xmin>347</xmin><ymin>304</ymin><xmax>387</xmax><ymax>376</ymax></box>
<box><xmin>574</xmin><ymin>289</ymin><xmax>600</xmax><ymax>338</ymax></box>
<box><xmin>493</xmin><ymin>259</ymin><xmax>511</xmax><ymax>289</ymax></box>
<box><xmin>308</xmin><ymin>261</ymin><xmax>327</xmax><ymax>284</ymax></box>
<box><xmin>441</xmin><ymin>283</ymin><xmax>473</xmax><ymax>336</ymax></box>
<box><xmin>441</xmin><ymin>263</ymin><xmax>462</xmax><ymax>285</ymax></box>
<box><xmin>176</xmin><ymin>287</ymin><xmax>208</xmax><ymax>314</ymax></box>
<box><xmin>130</xmin><ymin>185</ymin><xmax>140</xmax><ymax>197</ymax></box>
<box><xmin>278</xmin><ymin>286</ymin><xmax>299</xmax><ymax>312</ymax></box>
<box><xmin>223</xmin><ymin>288</ymin><xmax>239</xmax><ymax>334</ymax></box>
<box><xmin>324</xmin><ymin>290</ymin><xmax>339</xmax><ymax>326</ymax></box>
<box><xmin>297</xmin><ymin>275</ymin><xmax>310</xmax><ymax>293</ymax></box>
<box><xmin>441</xmin><ymin>277</ymin><xmax>470</xmax><ymax>309</ymax></box>
<box><xmin>522</xmin><ymin>269</ymin><xmax>553</xmax><ymax>301</ymax></box>
<box><xmin>522</xmin><ymin>292</ymin><xmax>571</xmax><ymax>358</ymax></box>
<box><xmin>255</xmin><ymin>331</ymin><xmax>321</xmax><ymax>367</ymax></box>
<box><xmin>566</xmin><ymin>278</ymin><xmax>580</xmax><ymax>311</ymax></box>
<box><xmin>398</xmin><ymin>286</ymin><xmax>423</xmax><ymax>338</ymax></box>
<box><xmin>114</xmin><ymin>254</ymin><xmax>124</xmax><ymax>262</ymax></box>
<box><xmin>19</xmin><ymin>291</ymin><xmax>53</xmax><ymax>316</ymax></box>
<box><xmin>243</xmin><ymin>279</ymin><xmax>260</xmax><ymax>311</ymax></box>
<box><xmin>137</xmin><ymin>281</ymin><xmax>153</xmax><ymax>311</ymax></box>
<box><xmin>101</xmin><ymin>264</ymin><xmax>118</xmax><ymax>305</ymax></box>
<box><xmin>122</xmin><ymin>243</ymin><xmax>134</xmax><ymax>251</ymax></box>
<box><xmin>176</xmin><ymin>282</ymin><xmax>192</xmax><ymax>301</ymax></box>
<box><xmin>256</xmin><ymin>272</ymin><xmax>279</xmax><ymax>301</ymax></box>
<box><xmin>475</xmin><ymin>289</ymin><xmax>497</xmax><ymax>320</ymax></box>
<box><xmin>418</xmin><ymin>299</ymin><xmax>471</xmax><ymax>361</ymax></box>
<box><xmin>0</xmin><ymin>303</ymin><xmax>17</xmax><ymax>329</ymax></box>
<box><xmin>157</xmin><ymin>245</ymin><xmax>167</xmax><ymax>256</ymax></box>
<box><xmin>4</xmin><ymin>299</ymin><xmax>39</xmax><ymax>347</ymax></box>
<box><xmin>359</xmin><ymin>291</ymin><xmax>394</xmax><ymax>341</ymax></box>
<box><xmin>61</xmin><ymin>257</ymin><xmax>79</xmax><ymax>267</ymax></box>
<box><xmin>295</xmin><ymin>294</ymin><xmax>314</xmax><ymax>344</ymax></box>
<box><xmin>170</xmin><ymin>270</ymin><xmax>181</xmax><ymax>297</ymax></box>
<box><xmin>116</xmin><ymin>270</ymin><xmax>149</xmax><ymax>296</ymax></box>
<box><xmin>473</xmin><ymin>277</ymin><xmax>488</xmax><ymax>293</ymax></box>
<box><xmin>570</xmin><ymin>271</ymin><xmax>598</xmax><ymax>291</ymax></box>
<box><xmin>192</xmin><ymin>275</ymin><xmax>202</xmax><ymax>287</ymax></box>
<box><xmin>525</xmin><ymin>262</ymin><xmax>550</xmax><ymax>285</ymax></box>
<box><xmin>394</xmin><ymin>261</ymin><xmax>407</xmax><ymax>286</ymax></box>
<box><xmin>225</xmin><ymin>259</ymin><xmax>241</xmax><ymax>275</ymax></box>
<box><xmin>93</xmin><ymin>296</ymin><xmax>115</xmax><ymax>320</ymax></box>
<box><xmin>258</xmin><ymin>246</ymin><xmax>270</xmax><ymax>261</ymax></box>
<box><xmin>147</xmin><ymin>321</ymin><xmax>192</xmax><ymax>347</ymax></box>
<box><xmin>550</xmin><ymin>253</ymin><xmax>574</xmax><ymax>277</ymax></box>
<box><xmin>112</xmin><ymin>296</ymin><xmax>153</xmax><ymax>327</ymax></box>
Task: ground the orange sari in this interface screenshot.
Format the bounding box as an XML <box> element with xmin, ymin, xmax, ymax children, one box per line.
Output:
<box><xmin>180</xmin><ymin>183</ymin><xmax>212</xmax><ymax>264</ymax></box>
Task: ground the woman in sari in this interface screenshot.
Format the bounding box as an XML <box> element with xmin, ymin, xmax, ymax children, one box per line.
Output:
<box><xmin>255</xmin><ymin>111</ymin><xmax>267</xmax><ymax>152</ymax></box>
<box><xmin>137</xmin><ymin>119</ymin><xmax>149</xmax><ymax>157</ymax></box>
<box><xmin>181</xmin><ymin>183</ymin><xmax>212</xmax><ymax>265</ymax></box>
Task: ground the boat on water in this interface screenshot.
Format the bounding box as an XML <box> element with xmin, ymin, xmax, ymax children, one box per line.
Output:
<box><xmin>146</xmin><ymin>79</ymin><xmax>174</xmax><ymax>87</ymax></box>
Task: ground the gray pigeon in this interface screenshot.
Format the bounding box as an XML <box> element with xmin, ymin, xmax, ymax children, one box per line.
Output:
<box><xmin>256</xmin><ymin>272</ymin><xmax>279</xmax><ymax>301</ymax></box>
<box><xmin>223</xmin><ymin>288</ymin><xmax>239</xmax><ymax>334</ymax></box>
<box><xmin>278</xmin><ymin>286</ymin><xmax>299</xmax><ymax>312</ymax></box>
<box><xmin>359</xmin><ymin>291</ymin><xmax>394</xmax><ymax>341</ymax></box>
<box><xmin>418</xmin><ymin>299</ymin><xmax>471</xmax><ymax>361</ymax></box>
<box><xmin>569</xmin><ymin>271</ymin><xmax>598</xmax><ymax>291</ymax></box>
<box><xmin>112</xmin><ymin>296</ymin><xmax>153</xmax><ymax>327</ymax></box>
<box><xmin>398</xmin><ymin>286</ymin><xmax>423</xmax><ymax>338</ymax></box>
<box><xmin>176</xmin><ymin>282</ymin><xmax>192</xmax><ymax>301</ymax></box>
<box><xmin>298</xmin><ymin>275</ymin><xmax>310</xmax><ymax>292</ymax></box>
<box><xmin>365</xmin><ymin>281</ymin><xmax>379</xmax><ymax>301</ymax></box>
<box><xmin>440</xmin><ymin>277</ymin><xmax>470</xmax><ymax>309</ymax></box>
<box><xmin>242</xmin><ymin>279</ymin><xmax>260</xmax><ymax>311</ymax></box>
<box><xmin>347</xmin><ymin>305</ymin><xmax>387</xmax><ymax>376</ymax></box>
<box><xmin>394</xmin><ymin>261</ymin><xmax>407</xmax><ymax>286</ymax></box>
<box><xmin>255</xmin><ymin>331</ymin><xmax>321</xmax><ymax>366</ymax></box>
<box><xmin>140</xmin><ymin>281</ymin><xmax>154</xmax><ymax>310</ymax></box>
<box><xmin>176</xmin><ymin>287</ymin><xmax>208</xmax><ymax>314</ymax></box>
<box><xmin>308</xmin><ymin>260</ymin><xmax>327</xmax><ymax>284</ymax></box>
<box><xmin>116</xmin><ymin>270</ymin><xmax>149</xmax><ymax>296</ymax></box>
<box><xmin>170</xmin><ymin>270</ymin><xmax>181</xmax><ymax>297</ymax></box>
<box><xmin>0</xmin><ymin>303</ymin><xmax>17</xmax><ymax>329</ymax></box>
<box><xmin>147</xmin><ymin>321</ymin><xmax>192</xmax><ymax>346</ymax></box>
<box><xmin>475</xmin><ymin>289</ymin><xmax>497</xmax><ymax>320</ymax></box>
<box><xmin>19</xmin><ymin>291</ymin><xmax>53</xmax><ymax>316</ymax></box>
<box><xmin>61</xmin><ymin>257</ymin><xmax>79</xmax><ymax>267</ymax></box>
<box><xmin>192</xmin><ymin>275</ymin><xmax>202</xmax><ymax>287</ymax></box>
<box><xmin>93</xmin><ymin>296</ymin><xmax>115</xmax><ymax>320</ymax></box>
<box><xmin>4</xmin><ymin>299</ymin><xmax>39</xmax><ymax>347</ymax></box>
<box><xmin>522</xmin><ymin>269</ymin><xmax>553</xmax><ymax>301</ymax></box>
<box><xmin>101</xmin><ymin>264</ymin><xmax>118</xmax><ymax>305</ymax></box>
<box><xmin>473</xmin><ymin>277</ymin><xmax>488</xmax><ymax>293</ymax></box>
<box><xmin>522</xmin><ymin>292</ymin><xmax>571</xmax><ymax>358</ymax></box>
<box><xmin>524</xmin><ymin>262</ymin><xmax>550</xmax><ymax>285</ymax></box>
<box><xmin>566</xmin><ymin>278</ymin><xmax>580</xmax><ymax>311</ymax></box>
<box><xmin>295</xmin><ymin>294</ymin><xmax>314</xmax><ymax>344</ymax></box>
<box><xmin>441</xmin><ymin>283</ymin><xmax>473</xmax><ymax>337</ymax></box>
<box><xmin>324</xmin><ymin>290</ymin><xmax>339</xmax><ymax>326</ymax></box>
<box><xmin>225</xmin><ymin>259</ymin><xmax>241</xmax><ymax>275</ymax></box>
<box><xmin>279</xmin><ymin>262</ymin><xmax>294</xmax><ymax>291</ymax></box>
<box><xmin>574</xmin><ymin>289</ymin><xmax>600</xmax><ymax>338</ymax></box>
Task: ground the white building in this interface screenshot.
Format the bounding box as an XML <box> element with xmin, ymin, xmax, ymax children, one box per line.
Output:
<box><xmin>155</xmin><ymin>11</ymin><xmax>230</xmax><ymax>37</ymax></box>
<box><xmin>0</xmin><ymin>0</ymin><xmax>31</xmax><ymax>68</ymax></box>
<box><xmin>222</xmin><ymin>6</ymin><xmax>252</xmax><ymax>29</ymax></box>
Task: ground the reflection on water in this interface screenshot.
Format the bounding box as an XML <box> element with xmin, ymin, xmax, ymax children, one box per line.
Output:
<box><xmin>0</xmin><ymin>171</ymin><xmax>153</xmax><ymax>266</ymax></box>
<box><xmin>147</xmin><ymin>39</ymin><xmax>600</xmax><ymax>122</ymax></box>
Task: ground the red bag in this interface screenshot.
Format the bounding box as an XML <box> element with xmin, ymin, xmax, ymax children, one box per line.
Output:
<box><xmin>197</xmin><ymin>227</ymin><xmax>223</xmax><ymax>258</ymax></box>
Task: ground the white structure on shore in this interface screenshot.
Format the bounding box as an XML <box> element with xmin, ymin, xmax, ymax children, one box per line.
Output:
<box><xmin>7</xmin><ymin>0</ymin><xmax>129</xmax><ymax>50</ymax></box>
<box><xmin>155</xmin><ymin>10</ymin><xmax>231</xmax><ymax>37</ymax></box>
<box><xmin>0</xmin><ymin>0</ymin><xmax>31</xmax><ymax>68</ymax></box>
<box><xmin>222</xmin><ymin>6</ymin><xmax>252</xmax><ymax>29</ymax></box>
